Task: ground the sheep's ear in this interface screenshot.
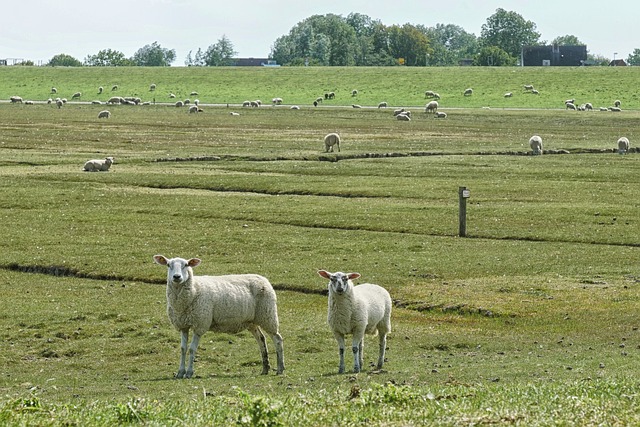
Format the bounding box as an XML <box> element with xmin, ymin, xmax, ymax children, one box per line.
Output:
<box><xmin>347</xmin><ymin>273</ymin><xmax>361</xmax><ymax>280</ymax></box>
<box><xmin>318</xmin><ymin>270</ymin><xmax>331</xmax><ymax>279</ymax></box>
<box><xmin>188</xmin><ymin>258</ymin><xmax>202</xmax><ymax>268</ymax></box>
<box><xmin>153</xmin><ymin>255</ymin><xmax>168</xmax><ymax>266</ymax></box>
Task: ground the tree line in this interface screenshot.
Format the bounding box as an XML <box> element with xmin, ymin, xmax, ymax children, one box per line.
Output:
<box><xmin>36</xmin><ymin>8</ymin><xmax>640</xmax><ymax>67</ymax></box>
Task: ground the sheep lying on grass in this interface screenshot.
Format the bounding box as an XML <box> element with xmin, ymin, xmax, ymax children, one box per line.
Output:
<box><xmin>318</xmin><ymin>270</ymin><xmax>391</xmax><ymax>373</ymax></box>
<box><xmin>617</xmin><ymin>137</ymin><xmax>630</xmax><ymax>154</ymax></box>
<box><xmin>529</xmin><ymin>135</ymin><xmax>543</xmax><ymax>155</ymax></box>
<box><xmin>435</xmin><ymin>111</ymin><xmax>447</xmax><ymax>118</ymax></box>
<box><xmin>153</xmin><ymin>255</ymin><xmax>285</xmax><ymax>377</ymax></box>
<box><xmin>324</xmin><ymin>133</ymin><xmax>341</xmax><ymax>152</ymax></box>
<box><xmin>83</xmin><ymin>157</ymin><xmax>114</xmax><ymax>172</ymax></box>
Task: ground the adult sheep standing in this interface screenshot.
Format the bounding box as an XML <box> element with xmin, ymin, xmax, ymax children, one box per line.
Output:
<box><xmin>324</xmin><ymin>133</ymin><xmax>341</xmax><ymax>152</ymax></box>
<box><xmin>425</xmin><ymin>100</ymin><xmax>438</xmax><ymax>114</ymax></box>
<box><xmin>318</xmin><ymin>270</ymin><xmax>392</xmax><ymax>374</ymax></box>
<box><xmin>153</xmin><ymin>255</ymin><xmax>285</xmax><ymax>377</ymax></box>
<box><xmin>617</xmin><ymin>137</ymin><xmax>630</xmax><ymax>154</ymax></box>
<box><xmin>97</xmin><ymin>110</ymin><xmax>111</xmax><ymax>119</ymax></box>
<box><xmin>529</xmin><ymin>135</ymin><xmax>543</xmax><ymax>155</ymax></box>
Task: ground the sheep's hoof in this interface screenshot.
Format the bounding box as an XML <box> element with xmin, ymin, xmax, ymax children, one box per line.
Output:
<box><xmin>175</xmin><ymin>370</ymin><xmax>186</xmax><ymax>379</ymax></box>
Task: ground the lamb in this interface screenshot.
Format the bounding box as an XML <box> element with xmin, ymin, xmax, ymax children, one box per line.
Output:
<box><xmin>153</xmin><ymin>255</ymin><xmax>284</xmax><ymax>377</ymax></box>
<box><xmin>175</xmin><ymin>101</ymin><xmax>184</xmax><ymax>107</ymax></box>
<box><xmin>425</xmin><ymin>100</ymin><xmax>439</xmax><ymax>114</ymax></box>
<box><xmin>318</xmin><ymin>270</ymin><xmax>391</xmax><ymax>373</ymax></box>
<box><xmin>463</xmin><ymin>88</ymin><xmax>473</xmax><ymax>96</ymax></box>
<box><xmin>97</xmin><ymin>110</ymin><xmax>111</xmax><ymax>119</ymax></box>
<box><xmin>324</xmin><ymin>133</ymin><xmax>341</xmax><ymax>152</ymax></box>
<box><xmin>529</xmin><ymin>135</ymin><xmax>543</xmax><ymax>155</ymax></box>
<box><xmin>617</xmin><ymin>137</ymin><xmax>630</xmax><ymax>154</ymax></box>
<box><xmin>83</xmin><ymin>156</ymin><xmax>114</xmax><ymax>172</ymax></box>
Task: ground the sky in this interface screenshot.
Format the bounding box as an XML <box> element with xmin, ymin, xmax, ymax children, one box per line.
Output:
<box><xmin>1</xmin><ymin>0</ymin><xmax>637</xmax><ymax>65</ymax></box>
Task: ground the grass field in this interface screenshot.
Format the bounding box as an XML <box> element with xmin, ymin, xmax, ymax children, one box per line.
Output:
<box><xmin>1</xmin><ymin>66</ymin><xmax>639</xmax><ymax>426</ymax></box>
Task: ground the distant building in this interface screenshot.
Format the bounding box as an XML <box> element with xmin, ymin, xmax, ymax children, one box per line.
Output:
<box><xmin>522</xmin><ymin>45</ymin><xmax>587</xmax><ymax>66</ymax></box>
<box><xmin>0</xmin><ymin>59</ymin><xmax>7</xmax><ymax>66</ymax></box>
<box><xmin>233</xmin><ymin>58</ymin><xmax>280</xmax><ymax>67</ymax></box>
<box><xmin>609</xmin><ymin>59</ymin><xmax>627</xmax><ymax>66</ymax></box>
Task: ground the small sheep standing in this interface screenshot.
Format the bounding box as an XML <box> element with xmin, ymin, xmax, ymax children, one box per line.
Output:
<box><xmin>318</xmin><ymin>270</ymin><xmax>392</xmax><ymax>374</ymax></box>
<box><xmin>97</xmin><ymin>110</ymin><xmax>111</xmax><ymax>119</ymax></box>
<box><xmin>529</xmin><ymin>135</ymin><xmax>543</xmax><ymax>155</ymax></box>
<box><xmin>617</xmin><ymin>137</ymin><xmax>630</xmax><ymax>154</ymax></box>
<box><xmin>83</xmin><ymin>156</ymin><xmax>114</xmax><ymax>172</ymax></box>
<box><xmin>153</xmin><ymin>255</ymin><xmax>285</xmax><ymax>377</ymax></box>
<box><xmin>324</xmin><ymin>133</ymin><xmax>341</xmax><ymax>152</ymax></box>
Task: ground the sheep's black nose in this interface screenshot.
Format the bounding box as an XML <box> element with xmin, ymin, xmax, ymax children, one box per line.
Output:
<box><xmin>173</xmin><ymin>274</ymin><xmax>182</xmax><ymax>281</ymax></box>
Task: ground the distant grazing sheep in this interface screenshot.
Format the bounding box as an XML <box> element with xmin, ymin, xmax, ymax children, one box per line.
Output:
<box><xmin>97</xmin><ymin>110</ymin><xmax>111</xmax><ymax>119</ymax></box>
<box><xmin>352</xmin><ymin>104</ymin><xmax>362</xmax><ymax>109</ymax></box>
<box><xmin>188</xmin><ymin>105</ymin><xmax>199</xmax><ymax>113</ymax></box>
<box><xmin>529</xmin><ymin>135</ymin><xmax>543</xmax><ymax>155</ymax></box>
<box><xmin>463</xmin><ymin>88</ymin><xmax>473</xmax><ymax>96</ymax></box>
<box><xmin>432</xmin><ymin>92</ymin><xmax>441</xmax><ymax>100</ymax></box>
<box><xmin>565</xmin><ymin>99</ymin><xmax>575</xmax><ymax>105</ymax></box>
<box><xmin>111</xmin><ymin>85</ymin><xmax>118</xmax><ymax>91</ymax></box>
<box><xmin>250</xmin><ymin>101</ymin><xmax>260</xmax><ymax>108</ymax></box>
<box><xmin>504</xmin><ymin>92</ymin><xmax>513</xmax><ymax>97</ymax></box>
<box><xmin>190</xmin><ymin>91</ymin><xmax>198</xmax><ymax>96</ymax></box>
<box><xmin>153</xmin><ymin>255</ymin><xmax>284</xmax><ymax>377</ymax></box>
<box><xmin>377</xmin><ymin>102</ymin><xmax>388</xmax><ymax>108</ymax></box>
<box><xmin>10</xmin><ymin>96</ymin><xmax>23</xmax><ymax>103</ymax></box>
<box><xmin>351</xmin><ymin>89</ymin><xmax>358</xmax><ymax>97</ymax></box>
<box><xmin>71</xmin><ymin>92</ymin><xmax>81</xmax><ymax>100</ymax></box>
<box><xmin>316</xmin><ymin>97</ymin><xmax>323</xmax><ymax>104</ymax></box>
<box><xmin>47</xmin><ymin>98</ymin><xmax>52</xmax><ymax>104</ymax></box>
<box><xmin>175</xmin><ymin>101</ymin><xmax>184</xmax><ymax>107</ymax></box>
<box><xmin>91</xmin><ymin>100</ymin><xmax>102</xmax><ymax>105</ymax></box>
<box><xmin>242</xmin><ymin>101</ymin><xmax>251</xmax><ymax>107</ymax></box>
<box><xmin>614</xmin><ymin>100</ymin><xmax>621</xmax><ymax>108</ymax></box>
<box><xmin>229</xmin><ymin>112</ymin><xmax>240</xmax><ymax>116</ymax></box>
<box><xmin>324</xmin><ymin>133</ymin><xmax>341</xmax><ymax>152</ymax></box>
<box><xmin>98</xmin><ymin>86</ymin><xmax>103</xmax><ymax>94</ymax></box>
<box><xmin>584</xmin><ymin>103</ymin><xmax>593</xmax><ymax>111</ymax></box>
<box><xmin>565</xmin><ymin>102</ymin><xmax>577</xmax><ymax>110</ymax></box>
<box><xmin>328</xmin><ymin>92</ymin><xmax>335</xmax><ymax>99</ymax></box>
<box><xmin>51</xmin><ymin>87</ymin><xmax>58</xmax><ymax>94</ymax></box>
<box><xmin>609</xmin><ymin>106</ymin><xmax>621</xmax><ymax>112</ymax></box>
<box><xmin>150</xmin><ymin>84</ymin><xmax>156</xmax><ymax>91</ymax></box>
<box><xmin>617</xmin><ymin>137</ymin><xmax>630</xmax><ymax>154</ymax></box>
<box><xmin>318</xmin><ymin>270</ymin><xmax>391</xmax><ymax>374</ymax></box>
<box><xmin>531</xmin><ymin>89</ymin><xmax>539</xmax><ymax>95</ymax></box>
<box><xmin>107</xmin><ymin>96</ymin><xmax>122</xmax><ymax>104</ymax></box>
<box><xmin>83</xmin><ymin>157</ymin><xmax>114</xmax><ymax>172</ymax></box>
<box><xmin>272</xmin><ymin>97</ymin><xmax>283</xmax><ymax>105</ymax></box>
<box><xmin>425</xmin><ymin>90</ymin><xmax>435</xmax><ymax>98</ymax></box>
<box><xmin>524</xmin><ymin>85</ymin><xmax>534</xmax><ymax>91</ymax></box>
<box><xmin>425</xmin><ymin>100</ymin><xmax>439</xmax><ymax>114</ymax></box>
<box><xmin>169</xmin><ymin>93</ymin><xmax>176</xmax><ymax>98</ymax></box>
<box><xmin>56</xmin><ymin>98</ymin><xmax>63</xmax><ymax>108</ymax></box>
<box><xmin>290</xmin><ymin>105</ymin><xmax>300</xmax><ymax>110</ymax></box>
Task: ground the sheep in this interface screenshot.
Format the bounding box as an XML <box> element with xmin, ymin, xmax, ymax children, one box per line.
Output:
<box><xmin>328</xmin><ymin>92</ymin><xmax>335</xmax><ymax>99</ymax></box>
<box><xmin>617</xmin><ymin>137</ymin><xmax>630</xmax><ymax>154</ymax></box>
<box><xmin>531</xmin><ymin>89</ymin><xmax>539</xmax><ymax>95</ymax></box>
<box><xmin>272</xmin><ymin>97</ymin><xmax>283</xmax><ymax>105</ymax></box>
<box><xmin>463</xmin><ymin>88</ymin><xmax>473</xmax><ymax>96</ymax></box>
<box><xmin>190</xmin><ymin>91</ymin><xmax>198</xmax><ymax>96</ymax></box>
<box><xmin>229</xmin><ymin>112</ymin><xmax>240</xmax><ymax>116</ymax></box>
<box><xmin>393</xmin><ymin>108</ymin><xmax>406</xmax><ymax>116</ymax></box>
<box><xmin>83</xmin><ymin>156</ymin><xmax>114</xmax><ymax>172</ymax></box>
<box><xmin>183</xmin><ymin>99</ymin><xmax>191</xmax><ymax>105</ymax></box>
<box><xmin>609</xmin><ymin>106</ymin><xmax>622</xmax><ymax>112</ymax></box>
<box><xmin>150</xmin><ymin>84</ymin><xmax>156</xmax><ymax>91</ymax></box>
<box><xmin>614</xmin><ymin>100</ymin><xmax>621</xmax><ymax>108</ymax></box>
<box><xmin>194</xmin><ymin>99</ymin><xmax>200</xmax><ymax>106</ymax></box>
<box><xmin>47</xmin><ymin>98</ymin><xmax>52</xmax><ymax>104</ymax></box>
<box><xmin>317</xmin><ymin>270</ymin><xmax>391</xmax><ymax>374</ymax></box>
<box><xmin>10</xmin><ymin>96</ymin><xmax>24</xmax><ymax>103</ymax></box>
<box><xmin>564</xmin><ymin>99</ymin><xmax>575</xmax><ymax>105</ymax></box>
<box><xmin>111</xmin><ymin>85</ymin><xmax>118</xmax><ymax>91</ymax></box>
<box><xmin>250</xmin><ymin>101</ymin><xmax>260</xmax><ymax>108</ymax></box>
<box><xmin>524</xmin><ymin>84</ymin><xmax>534</xmax><ymax>91</ymax></box>
<box><xmin>396</xmin><ymin>113</ymin><xmax>411</xmax><ymax>121</ymax></box>
<box><xmin>529</xmin><ymin>135</ymin><xmax>543</xmax><ymax>155</ymax></box>
<box><xmin>56</xmin><ymin>98</ymin><xmax>63</xmax><ymax>108</ymax></box>
<box><xmin>425</xmin><ymin>100</ymin><xmax>439</xmax><ymax>114</ymax></box>
<box><xmin>98</xmin><ymin>86</ymin><xmax>103</xmax><ymax>94</ymax></box>
<box><xmin>71</xmin><ymin>92</ymin><xmax>81</xmax><ymax>100</ymax></box>
<box><xmin>432</xmin><ymin>92</ymin><xmax>441</xmax><ymax>100</ymax></box>
<box><xmin>435</xmin><ymin>111</ymin><xmax>448</xmax><ymax>119</ymax></box>
<box><xmin>188</xmin><ymin>105</ymin><xmax>199</xmax><ymax>113</ymax></box>
<box><xmin>169</xmin><ymin>93</ymin><xmax>176</xmax><ymax>98</ymax></box>
<box><xmin>107</xmin><ymin>96</ymin><xmax>122</xmax><ymax>104</ymax></box>
<box><xmin>584</xmin><ymin>103</ymin><xmax>593</xmax><ymax>111</ymax></box>
<box><xmin>324</xmin><ymin>133</ymin><xmax>341</xmax><ymax>152</ymax></box>
<box><xmin>351</xmin><ymin>89</ymin><xmax>358</xmax><ymax>97</ymax></box>
<box><xmin>565</xmin><ymin>102</ymin><xmax>577</xmax><ymax>110</ymax></box>
<box><xmin>504</xmin><ymin>92</ymin><xmax>513</xmax><ymax>98</ymax></box>
<box><xmin>315</xmin><ymin>97</ymin><xmax>323</xmax><ymax>104</ymax></box>
<box><xmin>425</xmin><ymin>90</ymin><xmax>436</xmax><ymax>98</ymax></box>
<box><xmin>242</xmin><ymin>101</ymin><xmax>251</xmax><ymax>107</ymax></box>
<box><xmin>97</xmin><ymin>110</ymin><xmax>111</xmax><ymax>119</ymax></box>
<box><xmin>153</xmin><ymin>255</ymin><xmax>285</xmax><ymax>377</ymax></box>
<box><xmin>51</xmin><ymin>87</ymin><xmax>58</xmax><ymax>94</ymax></box>
<box><xmin>91</xmin><ymin>100</ymin><xmax>102</xmax><ymax>105</ymax></box>
<box><xmin>175</xmin><ymin>101</ymin><xmax>184</xmax><ymax>107</ymax></box>
<box><xmin>313</xmin><ymin>101</ymin><xmax>318</xmax><ymax>107</ymax></box>
<box><xmin>24</xmin><ymin>100</ymin><xmax>34</xmax><ymax>105</ymax></box>
<box><xmin>352</xmin><ymin>104</ymin><xmax>362</xmax><ymax>108</ymax></box>
<box><xmin>599</xmin><ymin>107</ymin><xmax>608</xmax><ymax>111</ymax></box>
<box><xmin>378</xmin><ymin>102</ymin><xmax>388</xmax><ymax>108</ymax></box>
<box><xmin>290</xmin><ymin>105</ymin><xmax>300</xmax><ymax>110</ymax></box>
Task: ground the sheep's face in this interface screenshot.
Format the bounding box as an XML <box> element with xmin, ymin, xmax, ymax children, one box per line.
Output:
<box><xmin>154</xmin><ymin>255</ymin><xmax>201</xmax><ymax>285</ymax></box>
<box><xmin>318</xmin><ymin>270</ymin><xmax>361</xmax><ymax>295</ymax></box>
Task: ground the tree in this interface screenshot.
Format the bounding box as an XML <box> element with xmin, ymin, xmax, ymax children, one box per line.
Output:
<box><xmin>132</xmin><ymin>41</ymin><xmax>176</xmax><ymax>66</ymax></box>
<box><xmin>199</xmin><ymin>35</ymin><xmax>237</xmax><ymax>66</ymax></box>
<box><xmin>480</xmin><ymin>8</ymin><xmax>541</xmax><ymax>58</ymax></box>
<box><xmin>425</xmin><ymin>24</ymin><xmax>478</xmax><ymax>66</ymax></box>
<box><xmin>387</xmin><ymin>24</ymin><xmax>431</xmax><ymax>66</ymax></box>
<box><xmin>47</xmin><ymin>53</ymin><xmax>82</xmax><ymax>67</ymax></box>
<box><xmin>84</xmin><ymin>49</ymin><xmax>133</xmax><ymax>66</ymax></box>
<box><xmin>551</xmin><ymin>35</ymin><xmax>584</xmax><ymax>46</ymax></box>
<box><xmin>473</xmin><ymin>46</ymin><xmax>516</xmax><ymax>66</ymax></box>
<box><xmin>626</xmin><ymin>48</ymin><xmax>640</xmax><ymax>66</ymax></box>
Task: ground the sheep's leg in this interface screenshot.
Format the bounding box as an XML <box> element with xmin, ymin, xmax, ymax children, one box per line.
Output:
<box><xmin>352</xmin><ymin>334</ymin><xmax>364</xmax><ymax>373</ymax></box>
<box><xmin>249</xmin><ymin>326</ymin><xmax>271</xmax><ymax>375</ymax></box>
<box><xmin>336</xmin><ymin>143</ymin><xmax>340</xmax><ymax>152</ymax></box>
<box><xmin>185</xmin><ymin>333</ymin><xmax>201</xmax><ymax>379</ymax></box>
<box><xmin>334</xmin><ymin>332</ymin><xmax>346</xmax><ymax>373</ymax></box>
<box><xmin>271</xmin><ymin>332</ymin><xmax>285</xmax><ymax>375</ymax></box>
<box><xmin>177</xmin><ymin>330</ymin><xmax>189</xmax><ymax>378</ymax></box>
<box><xmin>377</xmin><ymin>332</ymin><xmax>387</xmax><ymax>370</ymax></box>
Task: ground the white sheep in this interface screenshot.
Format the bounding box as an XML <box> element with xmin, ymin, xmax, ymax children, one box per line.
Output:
<box><xmin>435</xmin><ymin>111</ymin><xmax>447</xmax><ymax>119</ymax></box>
<box><xmin>584</xmin><ymin>103</ymin><xmax>593</xmax><ymax>111</ymax></box>
<box><xmin>51</xmin><ymin>87</ymin><xmax>58</xmax><ymax>94</ymax></box>
<box><xmin>351</xmin><ymin>89</ymin><xmax>358</xmax><ymax>97</ymax></box>
<box><xmin>565</xmin><ymin>102</ymin><xmax>577</xmax><ymax>110</ymax></box>
<box><xmin>98</xmin><ymin>86</ymin><xmax>103</xmax><ymax>94</ymax></box>
<box><xmin>290</xmin><ymin>105</ymin><xmax>300</xmax><ymax>110</ymax></box>
<box><xmin>83</xmin><ymin>156</ymin><xmax>114</xmax><ymax>172</ymax></box>
<box><xmin>242</xmin><ymin>101</ymin><xmax>251</xmax><ymax>107</ymax></box>
<box><xmin>609</xmin><ymin>106</ymin><xmax>622</xmax><ymax>112</ymax></box>
<box><xmin>175</xmin><ymin>101</ymin><xmax>184</xmax><ymax>107</ymax></box>
<box><xmin>111</xmin><ymin>85</ymin><xmax>118</xmax><ymax>91</ymax></box>
<box><xmin>425</xmin><ymin>90</ymin><xmax>436</xmax><ymax>98</ymax></box>
<box><xmin>10</xmin><ymin>96</ymin><xmax>23</xmax><ymax>103</ymax></box>
<box><xmin>230</xmin><ymin>112</ymin><xmax>240</xmax><ymax>116</ymax></box>
<box><xmin>190</xmin><ymin>91</ymin><xmax>198</xmax><ymax>96</ymax></box>
<box><xmin>153</xmin><ymin>255</ymin><xmax>284</xmax><ymax>377</ymax></box>
<box><xmin>318</xmin><ymin>270</ymin><xmax>391</xmax><ymax>373</ymax></box>
<box><xmin>324</xmin><ymin>133</ymin><xmax>341</xmax><ymax>152</ymax></box>
<box><xmin>272</xmin><ymin>97</ymin><xmax>283</xmax><ymax>105</ymax></box>
<box><xmin>56</xmin><ymin>98</ymin><xmax>63</xmax><ymax>108</ymax></box>
<box><xmin>396</xmin><ymin>113</ymin><xmax>411</xmax><ymax>121</ymax></box>
<box><xmin>150</xmin><ymin>84</ymin><xmax>157</xmax><ymax>91</ymax></box>
<box><xmin>463</xmin><ymin>88</ymin><xmax>473</xmax><ymax>96</ymax></box>
<box><xmin>617</xmin><ymin>137</ymin><xmax>630</xmax><ymax>154</ymax></box>
<box><xmin>425</xmin><ymin>100</ymin><xmax>439</xmax><ymax>114</ymax></box>
<box><xmin>352</xmin><ymin>104</ymin><xmax>362</xmax><ymax>109</ymax></box>
<box><xmin>71</xmin><ymin>92</ymin><xmax>81</xmax><ymax>100</ymax></box>
<box><xmin>504</xmin><ymin>92</ymin><xmax>513</xmax><ymax>98</ymax></box>
<box><xmin>377</xmin><ymin>102</ymin><xmax>388</xmax><ymax>108</ymax></box>
<box><xmin>614</xmin><ymin>100</ymin><xmax>621</xmax><ymax>108</ymax></box>
<box><xmin>529</xmin><ymin>135</ymin><xmax>543</xmax><ymax>155</ymax></box>
<box><xmin>393</xmin><ymin>108</ymin><xmax>406</xmax><ymax>116</ymax></box>
<box><xmin>188</xmin><ymin>105</ymin><xmax>199</xmax><ymax>113</ymax></box>
<box><xmin>97</xmin><ymin>110</ymin><xmax>111</xmax><ymax>119</ymax></box>
<box><xmin>531</xmin><ymin>89</ymin><xmax>540</xmax><ymax>95</ymax></box>
<box><xmin>107</xmin><ymin>96</ymin><xmax>122</xmax><ymax>104</ymax></box>
<box><xmin>524</xmin><ymin>84</ymin><xmax>534</xmax><ymax>91</ymax></box>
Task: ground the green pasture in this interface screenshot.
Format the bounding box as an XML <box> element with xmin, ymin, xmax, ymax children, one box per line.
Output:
<box><xmin>1</xmin><ymin>67</ymin><xmax>639</xmax><ymax>425</ymax></box>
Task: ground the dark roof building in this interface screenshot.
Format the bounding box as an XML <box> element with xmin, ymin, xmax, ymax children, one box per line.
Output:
<box><xmin>522</xmin><ymin>45</ymin><xmax>587</xmax><ymax>66</ymax></box>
